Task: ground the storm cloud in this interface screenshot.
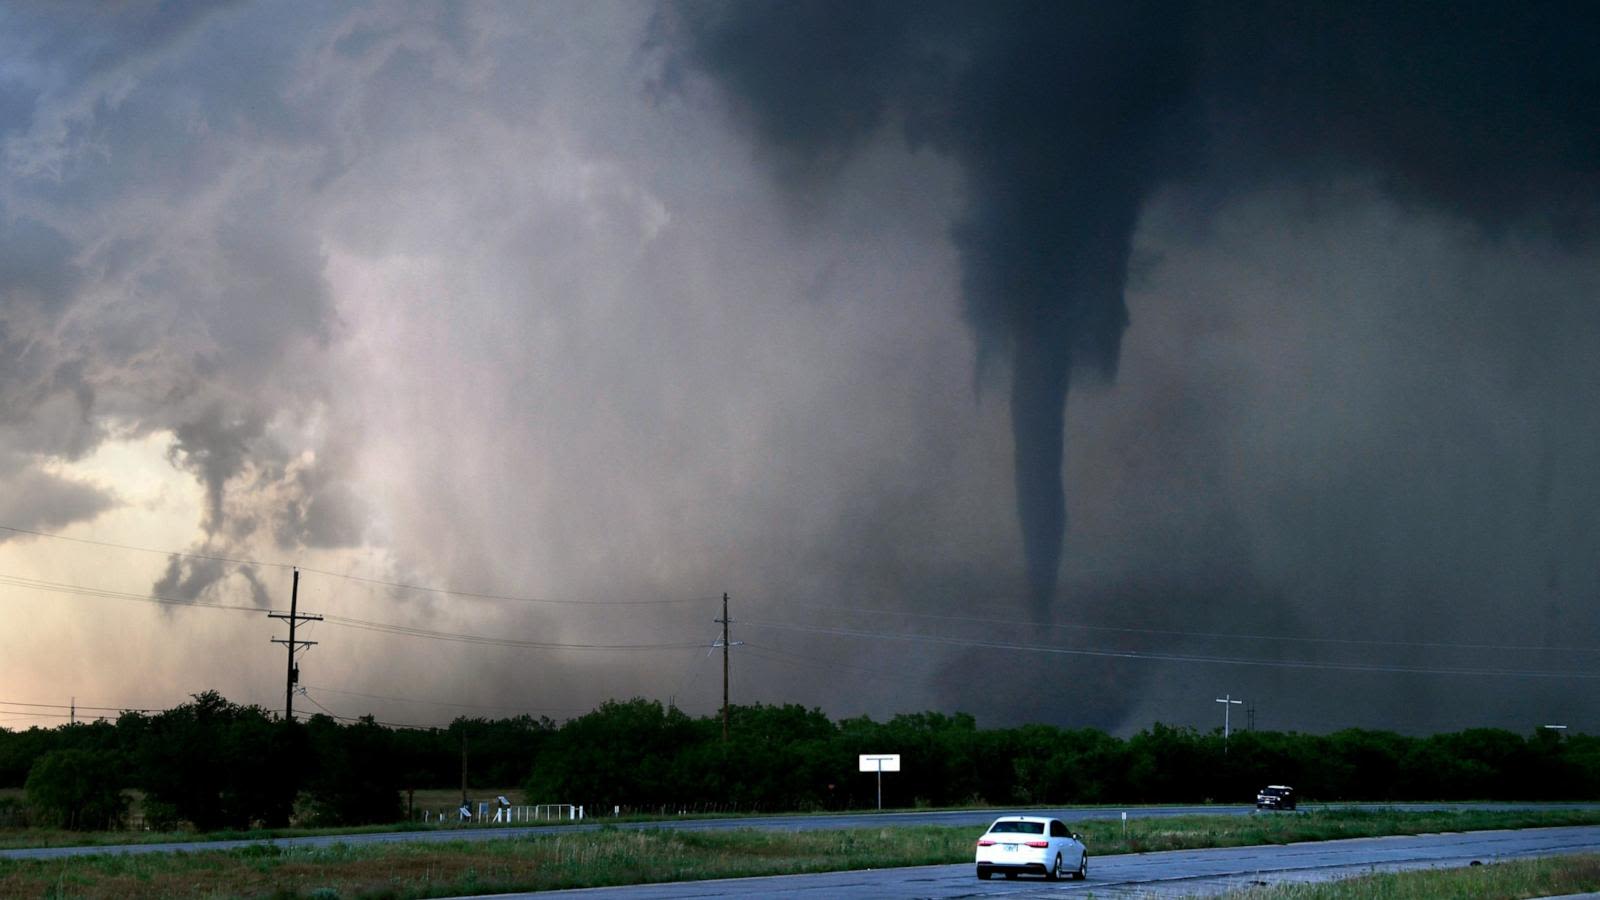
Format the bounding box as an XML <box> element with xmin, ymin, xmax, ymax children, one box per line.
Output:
<box><xmin>1</xmin><ymin>2</ymin><xmax>1597</xmax><ymax>734</ymax></box>
<box><xmin>659</xmin><ymin>0</ymin><xmax>1600</xmax><ymax>624</ymax></box>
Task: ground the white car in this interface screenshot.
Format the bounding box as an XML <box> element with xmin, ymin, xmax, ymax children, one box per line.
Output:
<box><xmin>974</xmin><ymin>815</ymin><xmax>1087</xmax><ymax>880</ymax></box>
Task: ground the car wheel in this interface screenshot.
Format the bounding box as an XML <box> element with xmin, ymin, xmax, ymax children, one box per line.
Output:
<box><xmin>1075</xmin><ymin>853</ymin><xmax>1088</xmax><ymax>880</ymax></box>
<box><xmin>1045</xmin><ymin>853</ymin><xmax>1062</xmax><ymax>881</ymax></box>
<box><xmin>1005</xmin><ymin>871</ymin><xmax>1018</xmax><ymax>879</ymax></box>
<box><xmin>976</xmin><ymin>867</ymin><xmax>991</xmax><ymax>880</ymax></box>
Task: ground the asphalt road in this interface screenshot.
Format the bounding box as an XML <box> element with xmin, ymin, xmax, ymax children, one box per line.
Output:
<box><xmin>3</xmin><ymin>801</ymin><xmax>1598</xmax><ymax>861</ymax></box>
<box><xmin>470</xmin><ymin>825</ymin><xmax>1600</xmax><ymax>899</ymax></box>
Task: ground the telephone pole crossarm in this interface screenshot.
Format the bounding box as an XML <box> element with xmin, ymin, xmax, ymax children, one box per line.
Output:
<box><xmin>1215</xmin><ymin>694</ymin><xmax>1244</xmax><ymax>752</ymax></box>
<box><xmin>268</xmin><ymin>568</ymin><xmax>323</xmax><ymax>722</ymax></box>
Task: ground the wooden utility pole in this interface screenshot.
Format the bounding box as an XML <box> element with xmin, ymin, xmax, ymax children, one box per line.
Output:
<box><xmin>269</xmin><ymin>568</ymin><xmax>322</xmax><ymax>722</ymax></box>
<box><xmin>718</xmin><ymin>593</ymin><xmax>730</xmax><ymax>742</ymax></box>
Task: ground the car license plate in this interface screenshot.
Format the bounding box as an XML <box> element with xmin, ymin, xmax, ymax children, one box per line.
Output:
<box><xmin>1002</xmin><ymin>842</ymin><xmax>1018</xmax><ymax>850</ymax></box>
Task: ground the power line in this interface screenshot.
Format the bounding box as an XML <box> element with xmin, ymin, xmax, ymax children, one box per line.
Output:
<box><xmin>739</xmin><ymin>619</ymin><xmax>1600</xmax><ymax>681</ymax></box>
<box><xmin>0</xmin><ymin>523</ymin><xmax>710</xmax><ymax>607</ymax></box>
<box><xmin>771</xmin><ymin>598</ymin><xmax>1600</xmax><ymax>656</ymax></box>
<box><xmin>0</xmin><ymin>710</ymin><xmax>77</xmax><ymax>722</ymax></box>
<box><xmin>0</xmin><ymin>699</ymin><xmax>164</xmax><ymax>713</ymax></box>
<box><xmin>0</xmin><ymin>524</ymin><xmax>273</xmax><ymax>570</ymax></box>
<box><xmin>0</xmin><ymin>572</ymin><xmax>262</xmax><ymax>614</ymax></box>
<box><xmin>321</xmin><ymin>614</ymin><xmax>707</xmax><ymax>651</ymax></box>
<box><xmin>18</xmin><ymin>561</ymin><xmax>1600</xmax><ymax>675</ymax></box>
<box><xmin>1</xmin><ymin>569</ymin><xmax>709</xmax><ymax>652</ymax></box>
<box><xmin>298</xmin><ymin>690</ymin><xmax>445</xmax><ymax>731</ymax></box>
<box><xmin>667</xmin><ymin>629</ymin><xmax>734</xmax><ymax>711</ymax></box>
<box><xmin>741</xmin><ymin>643</ymin><xmax>929</xmax><ymax>687</ymax></box>
<box><xmin>13</xmin><ymin>515</ymin><xmax>1588</xmax><ymax>655</ymax></box>
<box><xmin>301</xmin><ymin>684</ymin><xmax>589</xmax><ymax>714</ymax></box>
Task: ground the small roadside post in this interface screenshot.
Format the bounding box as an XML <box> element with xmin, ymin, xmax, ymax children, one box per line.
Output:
<box><xmin>858</xmin><ymin>754</ymin><xmax>900</xmax><ymax>810</ymax></box>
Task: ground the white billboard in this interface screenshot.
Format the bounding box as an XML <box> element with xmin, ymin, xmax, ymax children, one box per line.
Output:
<box><xmin>858</xmin><ymin>753</ymin><xmax>901</xmax><ymax>772</ymax></box>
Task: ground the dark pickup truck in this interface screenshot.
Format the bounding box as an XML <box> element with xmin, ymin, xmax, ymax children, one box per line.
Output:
<box><xmin>1256</xmin><ymin>785</ymin><xmax>1296</xmax><ymax>810</ymax></box>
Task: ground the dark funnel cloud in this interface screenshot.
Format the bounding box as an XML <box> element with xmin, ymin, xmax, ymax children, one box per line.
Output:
<box><xmin>659</xmin><ymin>0</ymin><xmax>1600</xmax><ymax>621</ymax></box>
<box><xmin>659</xmin><ymin>1</ymin><xmax>1200</xmax><ymax>617</ymax></box>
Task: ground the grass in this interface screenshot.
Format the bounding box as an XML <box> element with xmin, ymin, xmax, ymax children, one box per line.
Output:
<box><xmin>1224</xmin><ymin>852</ymin><xmax>1600</xmax><ymax>898</ymax></box>
<box><xmin>3</xmin><ymin>808</ymin><xmax>1600</xmax><ymax>898</ymax></box>
<box><xmin>1073</xmin><ymin>806</ymin><xmax>1600</xmax><ymax>855</ymax></box>
<box><xmin>0</xmin><ymin>826</ymin><xmax>971</xmax><ymax>898</ymax></box>
<box><xmin>0</xmin><ymin>795</ymin><xmax>1239</xmax><ymax>851</ymax></box>
<box><xmin>0</xmin><ymin>788</ymin><xmax>531</xmax><ymax>851</ymax></box>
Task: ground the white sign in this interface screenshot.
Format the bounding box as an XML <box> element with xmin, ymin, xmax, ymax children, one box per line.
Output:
<box><xmin>858</xmin><ymin>753</ymin><xmax>901</xmax><ymax>772</ymax></box>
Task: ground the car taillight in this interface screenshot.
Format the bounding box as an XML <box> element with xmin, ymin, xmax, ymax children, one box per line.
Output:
<box><xmin>976</xmin><ymin>839</ymin><xmax>995</xmax><ymax>846</ymax></box>
<box><xmin>1025</xmin><ymin>841</ymin><xmax>1049</xmax><ymax>848</ymax></box>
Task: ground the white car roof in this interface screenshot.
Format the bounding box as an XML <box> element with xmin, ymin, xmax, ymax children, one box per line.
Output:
<box><xmin>989</xmin><ymin>815</ymin><xmax>1056</xmax><ymax>824</ymax></box>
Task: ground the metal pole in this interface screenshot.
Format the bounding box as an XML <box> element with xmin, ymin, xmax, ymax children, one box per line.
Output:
<box><xmin>1216</xmin><ymin>695</ymin><xmax>1242</xmax><ymax>752</ymax></box>
<box><xmin>877</xmin><ymin>767</ymin><xmax>883</xmax><ymax>811</ymax></box>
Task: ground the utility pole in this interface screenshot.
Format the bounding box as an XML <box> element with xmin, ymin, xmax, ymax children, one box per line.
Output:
<box><xmin>460</xmin><ymin>730</ymin><xmax>469</xmax><ymax>809</ymax></box>
<box><xmin>718</xmin><ymin>593</ymin><xmax>730</xmax><ymax>742</ymax></box>
<box><xmin>1216</xmin><ymin>694</ymin><xmax>1243</xmax><ymax>753</ymax></box>
<box><xmin>70</xmin><ymin>697</ymin><xmax>75</xmax><ymax>726</ymax></box>
<box><xmin>269</xmin><ymin>568</ymin><xmax>322</xmax><ymax>722</ymax></box>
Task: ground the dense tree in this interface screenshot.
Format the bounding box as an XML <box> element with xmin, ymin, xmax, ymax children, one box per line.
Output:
<box><xmin>303</xmin><ymin>715</ymin><xmax>403</xmax><ymax>825</ymax></box>
<box><xmin>7</xmin><ymin>691</ymin><xmax>1600</xmax><ymax>830</ymax></box>
<box><xmin>24</xmin><ymin>748</ymin><xmax>128</xmax><ymax>830</ymax></box>
<box><xmin>524</xmin><ymin>699</ymin><xmax>698</xmax><ymax>809</ymax></box>
<box><xmin>132</xmin><ymin>691</ymin><xmax>301</xmax><ymax>830</ymax></box>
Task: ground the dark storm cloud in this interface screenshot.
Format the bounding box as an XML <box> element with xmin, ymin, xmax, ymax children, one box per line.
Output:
<box><xmin>0</xmin><ymin>2</ymin><xmax>354</xmax><ymax>601</ymax></box>
<box><xmin>152</xmin><ymin>552</ymin><xmax>271</xmax><ymax>608</ymax></box>
<box><xmin>165</xmin><ymin>405</ymin><xmax>267</xmax><ymax>536</ymax></box>
<box><xmin>659</xmin><ymin>1</ymin><xmax>1200</xmax><ymax>616</ymax></box>
<box><xmin>6</xmin><ymin>0</ymin><xmax>1597</xmax><ymax>733</ymax></box>
<box><xmin>0</xmin><ymin>465</ymin><xmax>116</xmax><ymax>539</ymax></box>
<box><xmin>659</xmin><ymin>0</ymin><xmax>1600</xmax><ymax>621</ymax></box>
<box><xmin>0</xmin><ymin>208</ymin><xmax>109</xmax><ymax>472</ymax></box>
<box><xmin>1203</xmin><ymin>1</ymin><xmax>1600</xmax><ymax>231</ymax></box>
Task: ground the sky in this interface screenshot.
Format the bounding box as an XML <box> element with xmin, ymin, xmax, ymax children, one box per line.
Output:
<box><xmin>1</xmin><ymin>1</ymin><xmax>1598</xmax><ymax>736</ymax></box>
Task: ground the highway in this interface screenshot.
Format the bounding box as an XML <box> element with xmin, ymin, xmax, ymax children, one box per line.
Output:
<box><xmin>3</xmin><ymin>801</ymin><xmax>1597</xmax><ymax>861</ymax></box>
<box><xmin>475</xmin><ymin>825</ymin><xmax>1600</xmax><ymax>898</ymax></box>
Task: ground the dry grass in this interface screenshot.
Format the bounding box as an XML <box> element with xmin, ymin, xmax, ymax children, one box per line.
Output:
<box><xmin>4</xmin><ymin>809</ymin><xmax>1600</xmax><ymax>898</ymax></box>
<box><xmin>1225</xmin><ymin>853</ymin><xmax>1600</xmax><ymax>899</ymax></box>
<box><xmin>0</xmin><ymin>826</ymin><xmax>969</xmax><ymax>898</ymax></box>
<box><xmin>1075</xmin><ymin>807</ymin><xmax>1600</xmax><ymax>856</ymax></box>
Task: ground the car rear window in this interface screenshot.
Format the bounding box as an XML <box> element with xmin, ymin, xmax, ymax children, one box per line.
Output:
<box><xmin>988</xmin><ymin>821</ymin><xmax>1045</xmax><ymax>834</ymax></box>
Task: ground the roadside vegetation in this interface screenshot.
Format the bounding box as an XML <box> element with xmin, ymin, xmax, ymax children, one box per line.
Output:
<box><xmin>4</xmin><ymin>691</ymin><xmax>1600</xmax><ymax>840</ymax></box>
<box><xmin>5</xmin><ymin>809</ymin><xmax>1600</xmax><ymax>898</ymax></box>
<box><xmin>1226</xmin><ymin>852</ymin><xmax>1600</xmax><ymax>899</ymax></box>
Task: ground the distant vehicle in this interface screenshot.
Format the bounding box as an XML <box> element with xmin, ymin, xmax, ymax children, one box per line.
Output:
<box><xmin>1256</xmin><ymin>784</ymin><xmax>1297</xmax><ymax>810</ymax></box>
<box><xmin>974</xmin><ymin>815</ymin><xmax>1087</xmax><ymax>881</ymax></box>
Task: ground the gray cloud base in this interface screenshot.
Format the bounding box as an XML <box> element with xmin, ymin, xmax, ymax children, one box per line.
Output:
<box><xmin>0</xmin><ymin>2</ymin><xmax>1596</xmax><ymax>731</ymax></box>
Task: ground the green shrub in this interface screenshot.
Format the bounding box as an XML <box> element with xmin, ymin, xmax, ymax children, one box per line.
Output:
<box><xmin>24</xmin><ymin>748</ymin><xmax>128</xmax><ymax>830</ymax></box>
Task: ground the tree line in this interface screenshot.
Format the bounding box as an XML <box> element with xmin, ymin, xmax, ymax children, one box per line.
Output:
<box><xmin>2</xmin><ymin>692</ymin><xmax>1598</xmax><ymax>831</ymax></box>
